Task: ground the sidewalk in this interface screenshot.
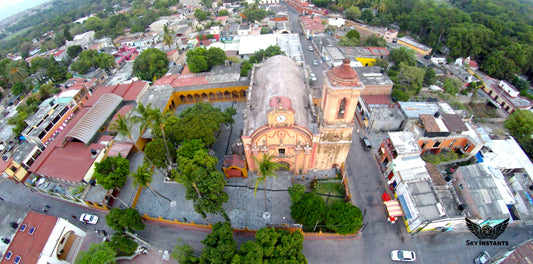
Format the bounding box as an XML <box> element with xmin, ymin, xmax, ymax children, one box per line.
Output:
<box><xmin>117</xmin><ymin>249</ymin><xmax>178</xmax><ymax>264</ymax></box>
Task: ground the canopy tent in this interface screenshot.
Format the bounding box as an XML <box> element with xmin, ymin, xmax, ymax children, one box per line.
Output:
<box><xmin>383</xmin><ymin>192</ymin><xmax>403</xmax><ymax>223</ymax></box>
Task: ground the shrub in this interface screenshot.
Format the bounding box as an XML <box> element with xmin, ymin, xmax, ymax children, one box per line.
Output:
<box><xmin>288</xmin><ymin>184</ymin><xmax>306</xmax><ymax>203</ymax></box>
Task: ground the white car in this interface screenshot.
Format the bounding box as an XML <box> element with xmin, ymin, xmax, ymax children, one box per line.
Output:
<box><xmin>391</xmin><ymin>250</ymin><xmax>416</xmax><ymax>262</ymax></box>
<box><xmin>309</xmin><ymin>73</ymin><xmax>317</xmax><ymax>81</ymax></box>
<box><xmin>80</xmin><ymin>213</ymin><xmax>99</xmax><ymax>224</ymax></box>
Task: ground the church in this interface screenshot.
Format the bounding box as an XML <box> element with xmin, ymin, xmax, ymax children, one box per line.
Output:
<box><xmin>242</xmin><ymin>55</ymin><xmax>365</xmax><ymax>174</ymax></box>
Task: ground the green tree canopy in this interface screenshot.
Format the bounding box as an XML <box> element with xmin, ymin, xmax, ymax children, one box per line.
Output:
<box><xmin>290</xmin><ymin>192</ymin><xmax>327</xmax><ymax>229</ymax></box>
<box><xmin>67</xmin><ymin>45</ymin><xmax>83</xmax><ymax>58</ymax></box>
<box><xmin>75</xmin><ymin>243</ymin><xmax>116</xmax><ymax>264</ymax></box>
<box><xmin>288</xmin><ymin>183</ymin><xmax>306</xmax><ymax>203</ymax></box>
<box><xmin>172</xmin><ymin>238</ymin><xmax>200</xmax><ymax>264</ymax></box>
<box><xmin>201</xmin><ymin>222</ymin><xmax>237</xmax><ymax>264</ymax></box>
<box><xmin>217</xmin><ymin>9</ymin><xmax>229</xmax><ymax>16</ymax></box>
<box><xmin>360</xmin><ymin>35</ymin><xmax>387</xmax><ymax>47</ymax></box>
<box><xmin>105</xmin><ymin>208</ymin><xmax>145</xmax><ymax>232</ymax></box>
<box><xmin>71</xmin><ymin>49</ymin><xmax>114</xmax><ymax>74</ymax></box>
<box><xmin>338</xmin><ymin>30</ymin><xmax>360</xmax><ymax>47</ymax></box>
<box><xmin>94</xmin><ymin>155</ymin><xmax>130</xmax><ymax>190</ymax></box>
<box><xmin>248</xmin><ymin>45</ymin><xmax>285</xmax><ymax>64</ymax></box>
<box><xmin>504</xmin><ymin>110</ymin><xmax>533</xmax><ymax>141</ymax></box>
<box><xmin>345</xmin><ymin>6</ymin><xmax>361</xmax><ymax>21</ymax></box>
<box><xmin>186</xmin><ymin>47</ymin><xmax>227</xmax><ymax>73</ymax></box>
<box><xmin>242</xmin><ymin>5</ymin><xmax>267</xmax><ymax>22</ymax></box>
<box><xmin>132</xmin><ymin>48</ymin><xmax>169</xmax><ymax>81</ymax></box>
<box><xmin>108</xmin><ymin>233</ymin><xmax>138</xmax><ymax>256</ymax></box>
<box><xmin>325</xmin><ymin>202</ymin><xmax>363</xmax><ymax>235</ymax></box>
<box><xmin>390</xmin><ymin>47</ymin><xmax>416</xmax><ymax>67</ymax></box>
<box><xmin>194</xmin><ymin>9</ymin><xmax>209</xmax><ymax>21</ymax></box>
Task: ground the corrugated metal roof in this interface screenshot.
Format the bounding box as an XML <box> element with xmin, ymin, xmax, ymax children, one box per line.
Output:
<box><xmin>66</xmin><ymin>93</ymin><xmax>122</xmax><ymax>144</ymax></box>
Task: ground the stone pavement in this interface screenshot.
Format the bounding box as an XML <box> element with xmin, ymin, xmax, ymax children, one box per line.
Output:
<box><xmin>117</xmin><ymin>101</ymin><xmax>336</xmax><ymax>230</ymax></box>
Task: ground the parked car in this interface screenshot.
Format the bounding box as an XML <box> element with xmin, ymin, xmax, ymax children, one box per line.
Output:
<box><xmin>309</xmin><ymin>73</ymin><xmax>317</xmax><ymax>81</ymax></box>
<box><xmin>313</xmin><ymin>59</ymin><xmax>319</xmax><ymax>66</ymax></box>
<box><xmin>474</xmin><ymin>251</ymin><xmax>490</xmax><ymax>264</ymax></box>
<box><xmin>80</xmin><ymin>213</ymin><xmax>99</xmax><ymax>224</ymax></box>
<box><xmin>360</xmin><ymin>135</ymin><xmax>371</xmax><ymax>151</ymax></box>
<box><xmin>308</xmin><ymin>45</ymin><xmax>314</xmax><ymax>51</ymax></box>
<box><xmin>391</xmin><ymin>250</ymin><xmax>416</xmax><ymax>262</ymax></box>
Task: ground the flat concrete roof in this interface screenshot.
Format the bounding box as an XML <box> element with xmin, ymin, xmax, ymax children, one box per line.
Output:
<box><xmin>354</xmin><ymin>66</ymin><xmax>393</xmax><ymax>86</ymax></box>
<box><xmin>388</xmin><ymin>131</ymin><xmax>421</xmax><ymax>156</ymax></box>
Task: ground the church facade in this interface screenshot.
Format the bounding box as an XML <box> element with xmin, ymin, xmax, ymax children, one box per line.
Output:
<box><xmin>242</xmin><ymin>55</ymin><xmax>365</xmax><ymax>174</ymax></box>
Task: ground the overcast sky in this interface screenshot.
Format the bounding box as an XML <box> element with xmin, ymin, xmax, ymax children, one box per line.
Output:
<box><xmin>0</xmin><ymin>0</ymin><xmax>51</xmax><ymax>23</ymax></box>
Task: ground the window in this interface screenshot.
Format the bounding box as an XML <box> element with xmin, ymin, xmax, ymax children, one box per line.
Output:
<box><xmin>29</xmin><ymin>227</ymin><xmax>36</xmax><ymax>235</ymax></box>
<box><xmin>278</xmin><ymin>148</ymin><xmax>285</xmax><ymax>156</ymax></box>
<box><xmin>5</xmin><ymin>251</ymin><xmax>12</xmax><ymax>260</ymax></box>
<box><xmin>337</xmin><ymin>98</ymin><xmax>346</xmax><ymax>119</ymax></box>
<box><xmin>20</xmin><ymin>224</ymin><xmax>26</xmax><ymax>232</ymax></box>
<box><xmin>449</xmin><ymin>140</ymin><xmax>456</xmax><ymax>147</ymax></box>
<box><xmin>14</xmin><ymin>256</ymin><xmax>21</xmax><ymax>264</ymax></box>
<box><xmin>464</xmin><ymin>143</ymin><xmax>471</xmax><ymax>152</ymax></box>
<box><xmin>432</xmin><ymin>141</ymin><xmax>441</xmax><ymax>148</ymax></box>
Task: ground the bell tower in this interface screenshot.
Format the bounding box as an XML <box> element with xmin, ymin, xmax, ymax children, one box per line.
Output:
<box><xmin>315</xmin><ymin>58</ymin><xmax>365</xmax><ymax>170</ymax></box>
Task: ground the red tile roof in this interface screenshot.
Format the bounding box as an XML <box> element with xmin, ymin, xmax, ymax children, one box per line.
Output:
<box><xmin>54</xmin><ymin>50</ymin><xmax>65</xmax><ymax>57</ymax></box>
<box><xmin>84</xmin><ymin>81</ymin><xmax>148</xmax><ymax>106</ymax></box>
<box><xmin>107</xmin><ymin>142</ymin><xmax>134</xmax><ymax>157</ymax></box>
<box><xmin>166</xmin><ymin>49</ymin><xmax>178</xmax><ymax>56</ymax></box>
<box><xmin>29</xmin><ymin>107</ymin><xmax>106</xmax><ymax>183</ymax></box>
<box><xmin>224</xmin><ymin>154</ymin><xmax>246</xmax><ymax>168</ymax></box>
<box><xmin>1</xmin><ymin>212</ymin><xmax>56</xmax><ymax>264</ymax></box>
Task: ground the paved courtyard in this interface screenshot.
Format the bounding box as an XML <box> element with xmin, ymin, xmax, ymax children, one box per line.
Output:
<box><xmin>118</xmin><ymin>101</ymin><xmax>335</xmax><ymax>230</ymax></box>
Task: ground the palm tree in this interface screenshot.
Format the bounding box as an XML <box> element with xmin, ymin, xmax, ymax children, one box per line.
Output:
<box><xmin>162</xmin><ymin>25</ymin><xmax>174</xmax><ymax>50</ymax></box>
<box><xmin>131</xmin><ymin>103</ymin><xmax>175</xmax><ymax>173</ymax></box>
<box><xmin>130</xmin><ymin>164</ymin><xmax>172</xmax><ymax>202</ymax></box>
<box><xmin>109</xmin><ymin>113</ymin><xmax>166</xmax><ymax>177</ymax></box>
<box><xmin>6</xmin><ymin>61</ymin><xmax>29</xmax><ymax>85</ymax></box>
<box><xmin>252</xmin><ymin>154</ymin><xmax>288</xmax><ymax>211</ymax></box>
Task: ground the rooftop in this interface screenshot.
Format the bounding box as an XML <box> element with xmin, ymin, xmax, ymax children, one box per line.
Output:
<box><xmin>388</xmin><ymin>131</ymin><xmax>421</xmax><ymax>157</ymax></box>
<box><xmin>482</xmin><ymin>138</ymin><xmax>533</xmax><ymax>182</ymax></box>
<box><xmin>405</xmin><ymin>181</ymin><xmax>442</xmax><ymax>222</ymax></box>
<box><xmin>397</xmin><ymin>36</ymin><xmax>432</xmax><ymax>52</ymax></box>
<box><xmin>354</xmin><ymin>66</ymin><xmax>393</xmax><ymax>86</ymax></box>
<box><xmin>1</xmin><ymin>212</ymin><xmax>57</xmax><ymax>264</ymax></box>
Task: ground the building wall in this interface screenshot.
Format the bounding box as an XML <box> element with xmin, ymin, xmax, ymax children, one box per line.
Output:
<box><xmin>418</xmin><ymin>136</ymin><xmax>476</xmax><ymax>156</ymax></box>
<box><xmin>360</xmin><ymin>84</ymin><xmax>392</xmax><ymax>95</ymax></box>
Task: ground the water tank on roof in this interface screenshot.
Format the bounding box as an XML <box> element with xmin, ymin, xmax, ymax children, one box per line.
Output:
<box><xmin>90</xmin><ymin>149</ymin><xmax>97</xmax><ymax>155</ymax></box>
<box><xmin>434</xmin><ymin>111</ymin><xmax>441</xmax><ymax>118</ymax></box>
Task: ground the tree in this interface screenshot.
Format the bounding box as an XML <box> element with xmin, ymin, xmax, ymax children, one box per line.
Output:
<box><xmin>360</xmin><ymin>35</ymin><xmax>387</xmax><ymax>47</ymax></box>
<box><xmin>361</xmin><ymin>9</ymin><xmax>374</xmax><ymax>23</ymax></box>
<box><xmin>248</xmin><ymin>45</ymin><xmax>285</xmax><ymax>64</ymax></box>
<box><xmin>482</xmin><ymin>51</ymin><xmax>519</xmax><ymax>81</ymax></box>
<box><xmin>12</xmin><ymin>82</ymin><xmax>26</xmax><ymax>96</ymax></box>
<box><xmin>338</xmin><ymin>30</ymin><xmax>360</xmax><ymax>47</ymax></box>
<box><xmin>200</xmin><ymin>222</ymin><xmax>237</xmax><ymax>264</ymax></box>
<box><xmin>194</xmin><ymin>9</ymin><xmax>209</xmax><ymax>21</ymax></box>
<box><xmin>130</xmin><ymin>163</ymin><xmax>172</xmax><ymax>202</ymax></box>
<box><xmin>217</xmin><ymin>9</ymin><xmax>229</xmax><ymax>16</ymax></box>
<box><xmin>288</xmin><ymin>183</ymin><xmax>306</xmax><ymax>203</ymax></box>
<box><xmin>395</xmin><ymin>63</ymin><xmax>425</xmax><ymax>94</ymax></box>
<box><xmin>5</xmin><ymin>60</ymin><xmax>29</xmax><ymax>85</ymax></box>
<box><xmin>390</xmin><ymin>47</ymin><xmax>416</xmax><ymax>67</ymax></box>
<box><xmin>63</xmin><ymin>27</ymin><xmax>73</xmax><ymax>41</ymax></box>
<box><xmin>108</xmin><ymin>233</ymin><xmax>138</xmax><ymax>256</ymax></box>
<box><xmin>186</xmin><ymin>47</ymin><xmax>226</xmax><ymax>73</ymax></box>
<box><xmin>105</xmin><ymin>208</ymin><xmax>145</xmax><ymax>232</ymax></box>
<box><xmin>290</xmin><ymin>192</ymin><xmax>327</xmax><ymax>229</ymax></box>
<box><xmin>254</xmin><ymin>228</ymin><xmax>307</xmax><ymax>263</ymax></box>
<box><xmin>252</xmin><ymin>154</ymin><xmax>287</xmax><ymax>211</ymax></box>
<box><xmin>442</xmin><ymin>77</ymin><xmax>461</xmax><ymax>95</ymax></box>
<box><xmin>71</xmin><ymin>50</ymin><xmax>114</xmax><ymax>74</ymax></box>
<box><xmin>325</xmin><ymin>202</ymin><xmax>363</xmax><ymax>235</ymax></box>
<box><xmin>504</xmin><ymin>110</ymin><xmax>533</xmax><ymax>141</ymax></box>
<box><xmin>162</xmin><ymin>25</ymin><xmax>174</xmax><ymax>50</ymax></box>
<box><xmin>242</xmin><ymin>5</ymin><xmax>267</xmax><ymax>22</ymax></box>
<box><xmin>172</xmin><ymin>238</ymin><xmax>200</xmax><ymax>264</ymax></box>
<box><xmin>312</xmin><ymin>0</ymin><xmax>329</xmax><ymax>8</ymax></box>
<box><xmin>85</xmin><ymin>17</ymin><xmax>104</xmax><ymax>31</ymax></box>
<box><xmin>94</xmin><ymin>155</ymin><xmax>130</xmax><ymax>190</ymax></box>
<box><xmin>174</xmin><ymin>140</ymin><xmax>228</xmax><ymax>218</ymax></box>
<box><xmin>423</xmin><ymin>67</ymin><xmax>437</xmax><ymax>86</ymax></box>
<box><xmin>345</xmin><ymin>6</ymin><xmax>361</xmax><ymax>21</ymax></box>
<box><xmin>168</xmin><ymin>103</ymin><xmax>235</xmax><ymax>146</ymax></box>
<box><xmin>75</xmin><ymin>243</ymin><xmax>116</xmax><ymax>264</ymax></box>
<box><xmin>132</xmin><ymin>48</ymin><xmax>169</xmax><ymax>81</ymax></box>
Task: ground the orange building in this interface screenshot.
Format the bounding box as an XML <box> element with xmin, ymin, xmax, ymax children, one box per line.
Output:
<box><xmin>242</xmin><ymin>56</ymin><xmax>364</xmax><ymax>174</ymax></box>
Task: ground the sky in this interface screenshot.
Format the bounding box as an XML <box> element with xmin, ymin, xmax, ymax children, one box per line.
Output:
<box><xmin>0</xmin><ymin>0</ymin><xmax>51</xmax><ymax>23</ymax></box>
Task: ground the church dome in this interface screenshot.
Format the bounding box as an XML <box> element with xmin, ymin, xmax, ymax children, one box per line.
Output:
<box><xmin>327</xmin><ymin>58</ymin><xmax>362</xmax><ymax>86</ymax></box>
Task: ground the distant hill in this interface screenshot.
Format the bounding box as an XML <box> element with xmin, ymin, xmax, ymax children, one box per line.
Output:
<box><xmin>0</xmin><ymin>0</ymin><xmax>51</xmax><ymax>24</ymax></box>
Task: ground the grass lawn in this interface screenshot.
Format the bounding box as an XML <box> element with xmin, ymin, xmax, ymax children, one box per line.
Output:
<box><xmin>314</xmin><ymin>182</ymin><xmax>345</xmax><ymax>204</ymax></box>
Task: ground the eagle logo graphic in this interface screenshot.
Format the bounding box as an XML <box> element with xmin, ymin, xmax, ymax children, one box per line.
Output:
<box><xmin>465</xmin><ymin>218</ymin><xmax>509</xmax><ymax>239</ymax></box>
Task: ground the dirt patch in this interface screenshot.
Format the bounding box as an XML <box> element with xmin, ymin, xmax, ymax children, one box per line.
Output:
<box><xmin>463</xmin><ymin>103</ymin><xmax>501</xmax><ymax>118</ymax></box>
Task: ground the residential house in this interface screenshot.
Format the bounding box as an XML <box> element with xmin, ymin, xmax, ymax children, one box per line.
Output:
<box><xmin>345</xmin><ymin>20</ymin><xmax>398</xmax><ymax>43</ymax></box>
<box><xmin>52</xmin><ymin>50</ymin><xmax>67</xmax><ymax>62</ymax></box>
<box><xmin>0</xmin><ymin>211</ymin><xmax>87</xmax><ymax>264</ymax></box>
<box><xmin>480</xmin><ymin>78</ymin><xmax>533</xmax><ymax>114</ymax></box>
<box><xmin>396</xmin><ymin>36</ymin><xmax>432</xmax><ymax>56</ymax></box>
<box><xmin>378</xmin><ymin>132</ymin><xmax>465</xmax><ymax>234</ymax></box>
<box><xmin>112</xmin><ymin>45</ymin><xmax>138</xmax><ymax>68</ymax></box>
<box><xmin>300</xmin><ymin>15</ymin><xmax>325</xmax><ymax>39</ymax></box>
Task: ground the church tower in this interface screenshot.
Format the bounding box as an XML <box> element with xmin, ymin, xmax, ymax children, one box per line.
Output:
<box><xmin>315</xmin><ymin>58</ymin><xmax>365</xmax><ymax>170</ymax></box>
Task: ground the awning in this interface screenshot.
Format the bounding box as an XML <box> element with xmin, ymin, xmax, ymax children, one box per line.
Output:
<box><xmin>384</xmin><ymin>200</ymin><xmax>404</xmax><ymax>217</ymax></box>
<box><xmin>106</xmin><ymin>142</ymin><xmax>134</xmax><ymax>157</ymax></box>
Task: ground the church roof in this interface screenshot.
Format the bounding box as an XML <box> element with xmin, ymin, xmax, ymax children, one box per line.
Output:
<box><xmin>327</xmin><ymin>58</ymin><xmax>363</xmax><ymax>87</ymax></box>
<box><xmin>244</xmin><ymin>55</ymin><xmax>316</xmax><ymax>136</ymax></box>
